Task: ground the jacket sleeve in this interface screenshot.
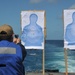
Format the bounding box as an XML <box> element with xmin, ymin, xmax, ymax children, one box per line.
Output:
<box><xmin>17</xmin><ymin>43</ymin><xmax>27</xmax><ymax>61</ymax></box>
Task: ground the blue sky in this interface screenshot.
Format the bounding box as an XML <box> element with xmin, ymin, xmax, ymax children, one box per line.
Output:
<box><xmin>0</xmin><ymin>0</ymin><xmax>75</xmax><ymax>40</ymax></box>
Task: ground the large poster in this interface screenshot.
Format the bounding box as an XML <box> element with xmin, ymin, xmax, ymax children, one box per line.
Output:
<box><xmin>64</xmin><ymin>9</ymin><xmax>75</xmax><ymax>49</ymax></box>
<box><xmin>21</xmin><ymin>11</ymin><xmax>45</xmax><ymax>49</ymax></box>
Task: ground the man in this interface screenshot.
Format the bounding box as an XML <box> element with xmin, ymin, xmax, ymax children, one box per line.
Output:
<box><xmin>0</xmin><ymin>24</ymin><xmax>27</xmax><ymax>75</ymax></box>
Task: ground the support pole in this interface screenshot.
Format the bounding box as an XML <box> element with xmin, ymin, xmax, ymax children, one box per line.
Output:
<box><xmin>42</xmin><ymin>49</ymin><xmax>45</xmax><ymax>75</ymax></box>
<box><xmin>64</xmin><ymin>48</ymin><xmax>68</xmax><ymax>75</ymax></box>
<box><xmin>42</xmin><ymin>38</ymin><xmax>45</xmax><ymax>75</ymax></box>
<box><xmin>42</xmin><ymin>48</ymin><xmax>45</xmax><ymax>75</ymax></box>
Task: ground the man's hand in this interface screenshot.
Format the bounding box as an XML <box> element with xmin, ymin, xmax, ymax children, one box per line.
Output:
<box><xmin>13</xmin><ymin>38</ymin><xmax>21</xmax><ymax>44</ymax></box>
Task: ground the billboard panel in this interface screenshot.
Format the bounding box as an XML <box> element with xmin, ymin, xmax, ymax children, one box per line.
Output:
<box><xmin>64</xmin><ymin>9</ymin><xmax>75</xmax><ymax>49</ymax></box>
<box><xmin>21</xmin><ymin>10</ymin><xmax>45</xmax><ymax>49</ymax></box>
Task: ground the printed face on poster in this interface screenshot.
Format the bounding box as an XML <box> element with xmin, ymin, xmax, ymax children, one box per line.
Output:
<box><xmin>64</xmin><ymin>9</ymin><xmax>75</xmax><ymax>49</ymax></box>
<box><xmin>21</xmin><ymin>11</ymin><xmax>45</xmax><ymax>49</ymax></box>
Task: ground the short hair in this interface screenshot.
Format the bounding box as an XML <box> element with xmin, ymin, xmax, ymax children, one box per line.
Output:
<box><xmin>0</xmin><ymin>24</ymin><xmax>14</xmax><ymax>41</ymax></box>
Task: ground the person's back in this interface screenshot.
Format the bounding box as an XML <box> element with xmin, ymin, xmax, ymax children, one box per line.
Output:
<box><xmin>0</xmin><ymin>24</ymin><xmax>26</xmax><ymax>75</ymax></box>
<box><xmin>0</xmin><ymin>40</ymin><xmax>24</xmax><ymax>75</ymax></box>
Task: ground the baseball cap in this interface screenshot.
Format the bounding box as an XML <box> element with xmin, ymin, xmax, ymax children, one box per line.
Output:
<box><xmin>0</xmin><ymin>24</ymin><xmax>14</xmax><ymax>36</ymax></box>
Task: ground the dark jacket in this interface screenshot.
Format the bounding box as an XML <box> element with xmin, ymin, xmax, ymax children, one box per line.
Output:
<box><xmin>0</xmin><ymin>40</ymin><xmax>27</xmax><ymax>75</ymax></box>
<box><xmin>18</xmin><ymin>43</ymin><xmax>27</xmax><ymax>61</ymax></box>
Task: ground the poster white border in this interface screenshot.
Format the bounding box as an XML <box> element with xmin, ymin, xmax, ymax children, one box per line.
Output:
<box><xmin>21</xmin><ymin>10</ymin><xmax>45</xmax><ymax>49</ymax></box>
<box><xmin>64</xmin><ymin>9</ymin><xmax>75</xmax><ymax>49</ymax></box>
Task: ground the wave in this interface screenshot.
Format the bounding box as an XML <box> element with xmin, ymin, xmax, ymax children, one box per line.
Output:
<box><xmin>24</xmin><ymin>40</ymin><xmax>75</xmax><ymax>72</ymax></box>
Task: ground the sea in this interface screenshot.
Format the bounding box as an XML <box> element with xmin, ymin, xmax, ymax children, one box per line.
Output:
<box><xmin>24</xmin><ymin>40</ymin><xmax>75</xmax><ymax>73</ymax></box>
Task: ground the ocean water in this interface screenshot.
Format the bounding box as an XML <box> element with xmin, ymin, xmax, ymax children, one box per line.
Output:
<box><xmin>24</xmin><ymin>40</ymin><xmax>75</xmax><ymax>73</ymax></box>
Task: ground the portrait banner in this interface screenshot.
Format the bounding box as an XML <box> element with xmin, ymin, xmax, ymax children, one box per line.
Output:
<box><xmin>64</xmin><ymin>9</ymin><xmax>75</xmax><ymax>49</ymax></box>
<box><xmin>21</xmin><ymin>10</ymin><xmax>45</xmax><ymax>49</ymax></box>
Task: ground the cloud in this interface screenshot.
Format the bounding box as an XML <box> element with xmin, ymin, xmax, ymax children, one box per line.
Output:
<box><xmin>60</xmin><ymin>4</ymin><xmax>75</xmax><ymax>20</ymax></box>
<box><xmin>59</xmin><ymin>4</ymin><xmax>75</xmax><ymax>20</ymax></box>
<box><xmin>48</xmin><ymin>0</ymin><xmax>59</xmax><ymax>3</ymax></box>
<box><xmin>30</xmin><ymin>0</ymin><xmax>42</xmax><ymax>3</ymax></box>
<box><xmin>69</xmin><ymin>4</ymin><xmax>75</xmax><ymax>9</ymax></box>
<box><xmin>30</xmin><ymin>0</ymin><xmax>59</xmax><ymax>4</ymax></box>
